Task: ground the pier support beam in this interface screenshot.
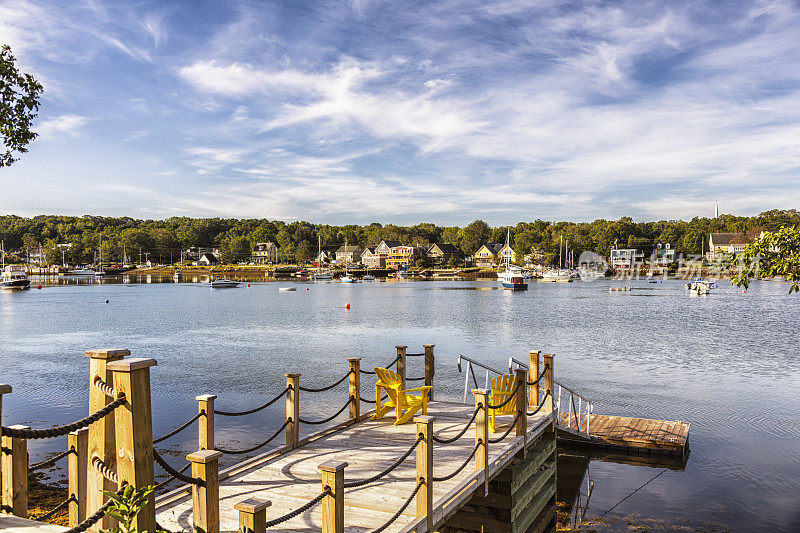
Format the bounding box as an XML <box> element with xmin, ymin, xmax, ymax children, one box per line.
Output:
<box><xmin>319</xmin><ymin>461</ymin><xmax>347</xmax><ymax>533</ymax></box>
<box><xmin>68</xmin><ymin>428</ymin><xmax>88</xmax><ymax>526</ymax></box>
<box><xmin>473</xmin><ymin>389</ymin><xmax>489</xmax><ymax>495</ymax></box>
<box><xmin>1</xmin><ymin>425</ymin><xmax>28</xmax><ymax>517</ymax></box>
<box><xmin>85</xmin><ymin>348</ymin><xmax>127</xmax><ymax>531</ymax></box>
<box><xmin>529</xmin><ymin>350</ymin><xmax>541</xmax><ymax>408</ymax></box>
<box><xmin>395</xmin><ymin>346</ymin><xmax>407</xmax><ymax>389</ymax></box>
<box><xmin>348</xmin><ymin>358</ymin><xmax>360</xmax><ymax>420</ymax></box>
<box><xmin>415</xmin><ymin>416</ymin><xmax>434</xmax><ymax>531</ymax></box>
<box><xmin>187</xmin><ymin>449</ymin><xmax>222</xmax><ymax>533</ymax></box>
<box><xmin>109</xmin><ymin>357</ymin><xmax>156</xmax><ymax>533</ymax></box>
<box><xmin>196</xmin><ymin>394</ymin><xmax>216</xmax><ymax>450</ymax></box>
<box><xmin>235</xmin><ymin>498</ymin><xmax>271</xmax><ymax>533</ymax></box>
<box><xmin>424</xmin><ymin>345</ymin><xmax>435</xmax><ymax>400</ymax></box>
<box><xmin>285</xmin><ymin>374</ymin><xmax>300</xmax><ymax>449</ymax></box>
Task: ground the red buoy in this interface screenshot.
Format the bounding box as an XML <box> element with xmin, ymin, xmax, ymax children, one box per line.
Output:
<box><xmin>37</xmin><ymin>285</ymin><xmax>42</xmax><ymax>289</ymax></box>
<box><xmin>345</xmin><ymin>303</ymin><xmax>351</xmax><ymax>309</ymax></box>
<box><xmin>247</xmin><ymin>283</ymin><xmax>251</xmax><ymax>287</ymax></box>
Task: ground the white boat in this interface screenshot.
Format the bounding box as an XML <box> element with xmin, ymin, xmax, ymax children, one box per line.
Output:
<box><xmin>362</xmin><ymin>274</ymin><xmax>375</xmax><ymax>281</ymax></box>
<box><xmin>173</xmin><ymin>270</ymin><xmax>183</xmax><ymax>282</ymax></box>
<box><xmin>95</xmin><ymin>235</ymin><xmax>106</xmax><ymax>277</ymax></box>
<box><xmin>340</xmin><ymin>240</ymin><xmax>356</xmax><ymax>282</ymax></box>
<box><xmin>68</xmin><ymin>268</ymin><xmax>97</xmax><ymax>276</ymax></box>
<box><xmin>279</xmin><ymin>286</ymin><xmax>297</xmax><ymax>292</ymax></box>
<box><xmin>313</xmin><ymin>235</ymin><xmax>334</xmax><ymax>280</ymax></box>
<box><xmin>687</xmin><ymin>279</ymin><xmax>712</xmax><ymax>295</ymax></box>
<box><xmin>1</xmin><ymin>265</ymin><xmax>30</xmax><ymax>290</ymax></box>
<box><xmin>397</xmin><ymin>270</ymin><xmax>409</xmax><ymax>279</ymax></box>
<box><xmin>210</xmin><ymin>278</ymin><xmax>239</xmax><ymax>288</ymax></box>
<box><xmin>497</xmin><ymin>230</ymin><xmax>527</xmax><ymax>290</ymax></box>
<box><xmin>541</xmin><ymin>269</ymin><xmax>571</xmax><ymax>281</ymax></box>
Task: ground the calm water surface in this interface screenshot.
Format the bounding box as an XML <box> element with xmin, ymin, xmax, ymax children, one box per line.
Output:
<box><xmin>1</xmin><ymin>276</ymin><xmax>798</xmax><ymax>532</ymax></box>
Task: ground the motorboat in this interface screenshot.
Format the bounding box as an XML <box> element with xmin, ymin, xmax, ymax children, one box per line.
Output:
<box><xmin>340</xmin><ymin>274</ymin><xmax>356</xmax><ymax>283</ymax></box>
<box><xmin>497</xmin><ymin>230</ymin><xmax>527</xmax><ymax>290</ymax></box>
<box><xmin>68</xmin><ymin>268</ymin><xmax>97</xmax><ymax>276</ymax></box>
<box><xmin>541</xmin><ymin>269</ymin><xmax>571</xmax><ymax>282</ymax></box>
<box><xmin>295</xmin><ymin>269</ymin><xmax>309</xmax><ymax>278</ymax></box>
<box><xmin>210</xmin><ymin>278</ymin><xmax>239</xmax><ymax>288</ymax></box>
<box><xmin>173</xmin><ymin>270</ymin><xmax>183</xmax><ymax>282</ymax></box>
<box><xmin>1</xmin><ymin>265</ymin><xmax>30</xmax><ymax>290</ymax></box>
<box><xmin>279</xmin><ymin>286</ymin><xmax>297</xmax><ymax>292</ymax></box>
<box><xmin>362</xmin><ymin>274</ymin><xmax>375</xmax><ymax>281</ymax></box>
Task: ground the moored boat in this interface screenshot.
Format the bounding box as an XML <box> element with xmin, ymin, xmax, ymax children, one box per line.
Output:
<box><xmin>1</xmin><ymin>265</ymin><xmax>30</xmax><ymax>290</ymax></box>
<box><xmin>210</xmin><ymin>278</ymin><xmax>239</xmax><ymax>288</ymax></box>
<box><xmin>497</xmin><ymin>230</ymin><xmax>527</xmax><ymax>290</ymax></box>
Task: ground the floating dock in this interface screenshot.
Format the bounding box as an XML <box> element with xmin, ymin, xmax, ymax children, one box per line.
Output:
<box><xmin>557</xmin><ymin>413</ymin><xmax>690</xmax><ymax>457</ymax></box>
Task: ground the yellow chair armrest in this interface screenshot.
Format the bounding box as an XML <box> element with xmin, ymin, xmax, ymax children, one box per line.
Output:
<box><xmin>402</xmin><ymin>386</ymin><xmax>432</xmax><ymax>393</ymax></box>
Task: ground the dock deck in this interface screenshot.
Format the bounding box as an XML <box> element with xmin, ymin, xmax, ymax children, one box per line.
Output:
<box><xmin>156</xmin><ymin>402</ymin><xmax>554</xmax><ymax>532</ymax></box>
<box><xmin>558</xmin><ymin>413</ymin><xmax>689</xmax><ymax>455</ymax></box>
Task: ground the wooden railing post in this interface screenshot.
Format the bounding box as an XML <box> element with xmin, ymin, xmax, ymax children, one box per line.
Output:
<box><xmin>1</xmin><ymin>424</ymin><xmax>28</xmax><ymax>517</ymax></box>
<box><xmin>85</xmin><ymin>348</ymin><xmax>127</xmax><ymax>531</ymax></box>
<box><xmin>235</xmin><ymin>498</ymin><xmax>271</xmax><ymax>533</ymax></box>
<box><xmin>472</xmin><ymin>389</ymin><xmax>489</xmax><ymax>495</ymax></box>
<box><xmin>0</xmin><ymin>383</ymin><xmax>10</xmax><ymax>504</ymax></box>
<box><xmin>319</xmin><ymin>460</ymin><xmax>347</xmax><ymax>533</ymax></box>
<box><xmin>529</xmin><ymin>350</ymin><xmax>541</xmax><ymax>408</ymax></box>
<box><xmin>415</xmin><ymin>416</ymin><xmax>434</xmax><ymax>530</ymax></box>
<box><xmin>68</xmin><ymin>428</ymin><xmax>89</xmax><ymax>526</ymax></box>
<box><xmin>543</xmin><ymin>354</ymin><xmax>555</xmax><ymax>415</ymax></box>
<box><xmin>348</xmin><ymin>358</ymin><xmax>361</xmax><ymax>420</ymax></box>
<box><xmin>187</xmin><ymin>449</ymin><xmax>222</xmax><ymax>533</ymax></box>
<box><xmin>423</xmin><ymin>344</ymin><xmax>435</xmax><ymax>400</ymax></box>
<box><xmin>285</xmin><ymin>374</ymin><xmax>300</xmax><ymax>449</ymax></box>
<box><xmin>515</xmin><ymin>368</ymin><xmax>528</xmax><ymax>457</ymax></box>
<box><xmin>108</xmin><ymin>357</ymin><xmax>156</xmax><ymax>533</ymax></box>
<box><xmin>196</xmin><ymin>394</ymin><xmax>216</xmax><ymax>450</ymax></box>
<box><xmin>395</xmin><ymin>346</ymin><xmax>407</xmax><ymax>389</ymax></box>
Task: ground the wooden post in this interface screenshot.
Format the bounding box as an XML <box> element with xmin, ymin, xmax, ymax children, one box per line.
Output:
<box><xmin>285</xmin><ymin>374</ymin><xmax>300</xmax><ymax>449</ymax></box>
<box><xmin>108</xmin><ymin>357</ymin><xmax>156</xmax><ymax>533</ymax></box>
<box><xmin>187</xmin><ymin>449</ymin><xmax>222</xmax><ymax>533</ymax></box>
<box><xmin>423</xmin><ymin>344</ymin><xmax>435</xmax><ymax>401</ymax></box>
<box><xmin>529</xmin><ymin>350</ymin><xmax>541</xmax><ymax>408</ymax></box>
<box><xmin>196</xmin><ymin>394</ymin><xmax>216</xmax><ymax>450</ymax></box>
<box><xmin>472</xmin><ymin>389</ymin><xmax>489</xmax><ymax>495</ymax></box>
<box><xmin>319</xmin><ymin>460</ymin><xmax>347</xmax><ymax>533</ymax></box>
<box><xmin>68</xmin><ymin>428</ymin><xmax>89</xmax><ymax>526</ymax></box>
<box><xmin>85</xmin><ymin>348</ymin><xmax>127</xmax><ymax>531</ymax></box>
<box><xmin>1</xmin><ymin>425</ymin><xmax>28</xmax><ymax>517</ymax></box>
<box><xmin>543</xmin><ymin>354</ymin><xmax>555</xmax><ymax>415</ymax></box>
<box><xmin>348</xmin><ymin>358</ymin><xmax>360</xmax><ymax>420</ymax></box>
<box><xmin>515</xmin><ymin>368</ymin><xmax>528</xmax><ymax>458</ymax></box>
<box><xmin>235</xmin><ymin>498</ymin><xmax>271</xmax><ymax>533</ymax></box>
<box><xmin>415</xmin><ymin>416</ymin><xmax>434</xmax><ymax>531</ymax></box>
<box><xmin>0</xmin><ymin>383</ymin><xmax>10</xmax><ymax>505</ymax></box>
<box><xmin>395</xmin><ymin>346</ymin><xmax>407</xmax><ymax>389</ymax></box>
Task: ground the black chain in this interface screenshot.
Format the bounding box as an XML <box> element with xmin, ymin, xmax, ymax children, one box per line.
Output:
<box><xmin>299</xmin><ymin>397</ymin><xmax>354</xmax><ymax>425</ymax></box>
<box><xmin>153</xmin><ymin>449</ymin><xmax>205</xmax><ymax>487</ymax></box>
<box><xmin>405</xmin><ymin>352</ymin><xmax>425</xmax><ymax>357</ymax></box>
<box><xmin>1</xmin><ymin>396</ymin><xmax>127</xmax><ymax>439</ymax></box>
<box><xmin>360</xmin><ymin>394</ymin><xmax>388</xmax><ymax>404</ymax></box>
<box><xmin>299</xmin><ymin>368</ymin><xmax>354</xmax><ymax>393</ymax></box>
<box><xmin>432</xmin><ymin>406</ymin><xmax>480</xmax><ymax>444</ymax></box>
<box><xmin>32</xmin><ymin>495</ymin><xmax>75</xmax><ymax>522</ymax></box>
<box><xmin>263</xmin><ymin>487</ymin><xmax>331</xmax><ymax>528</ymax></box>
<box><xmin>359</xmin><ymin>355</ymin><xmax>400</xmax><ymax>374</ymax></box>
<box><xmin>405</xmin><ymin>376</ymin><xmax>425</xmax><ymax>382</ymax></box>
<box><xmin>64</xmin><ymin>486</ymin><xmax>126</xmax><ymax>533</ymax></box>
<box><xmin>153</xmin><ymin>411</ymin><xmax>204</xmax><ymax>444</ymax></box>
<box><xmin>29</xmin><ymin>448</ymin><xmax>74</xmax><ymax>472</ymax></box>
<box><xmin>487</xmin><ymin>411</ymin><xmax>523</xmax><ymax>443</ymax></box>
<box><xmin>527</xmin><ymin>391</ymin><xmax>550</xmax><ymax>416</ymax></box>
<box><xmin>216</xmin><ymin>420</ymin><xmax>290</xmax><ymax>455</ymax></box>
<box><xmin>485</xmin><ymin>380</ymin><xmax>523</xmax><ymax>410</ymax></box>
<box><xmin>343</xmin><ymin>435</ymin><xmax>423</xmax><ymax>488</ymax></box>
<box><xmin>527</xmin><ymin>364</ymin><xmax>549</xmax><ymax>386</ymax></box>
<box><xmin>214</xmin><ymin>386</ymin><xmax>290</xmax><ymax>417</ymax></box>
<box><xmin>432</xmin><ymin>442</ymin><xmax>480</xmax><ymax>482</ymax></box>
<box><xmin>371</xmin><ymin>479</ymin><xmax>424</xmax><ymax>533</ymax></box>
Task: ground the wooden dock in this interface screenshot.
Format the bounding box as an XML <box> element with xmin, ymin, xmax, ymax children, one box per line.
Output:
<box><xmin>558</xmin><ymin>413</ymin><xmax>689</xmax><ymax>456</ymax></box>
<box><xmin>155</xmin><ymin>403</ymin><xmax>555</xmax><ymax>532</ymax></box>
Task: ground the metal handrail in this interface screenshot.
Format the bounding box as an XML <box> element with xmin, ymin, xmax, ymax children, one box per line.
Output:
<box><xmin>457</xmin><ymin>354</ymin><xmax>506</xmax><ymax>403</ymax></box>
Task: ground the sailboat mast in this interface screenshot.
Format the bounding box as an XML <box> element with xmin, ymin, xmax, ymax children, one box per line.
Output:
<box><xmin>559</xmin><ymin>235</ymin><xmax>563</xmax><ymax>270</ymax></box>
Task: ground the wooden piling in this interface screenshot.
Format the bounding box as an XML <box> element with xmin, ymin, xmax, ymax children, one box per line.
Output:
<box><xmin>68</xmin><ymin>428</ymin><xmax>88</xmax><ymax>526</ymax></box>
<box><xmin>395</xmin><ymin>346</ymin><xmax>407</xmax><ymax>390</ymax></box>
<box><xmin>108</xmin><ymin>357</ymin><xmax>157</xmax><ymax>533</ymax></box>
<box><xmin>319</xmin><ymin>460</ymin><xmax>347</xmax><ymax>533</ymax></box>
<box><xmin>285</xmin><ymin>374</ymin><xmax>300</xmax><ymax>449</ymax></box>
<box><xmin>423</xmin><ymin>344</ymin><xmax>435</xmax><ymax>401</ymax></box>
<box><xmin>196</xmin><ymin>394</ymin><xmax>216</xmax><ymax>450</ymax></box>
<box><xmin>0</xmin><ymin>383</ymin><xmax>10</xmax><ymax>506</ymax></box>
<box><xmin>529</xmin><ymin>350</ymin><xmax>541</xmax><ymax>408</ymax></box>
<box><xmin>85</xmin><ymin>348</ymin><xmax>127</xmax><ymax>530</ymax></box>
<box><xmin>348</xmin><ymin>358</ymin><xmax>360</xmax><ymax>420</ymax></box>
<box><xmin>1</xmin><ymin>425</ymin><xmax>28</xmax><ymax>517</ymax></box>
<box><xmin>415</xmin><ymin>416</ymin><xmax>434</xmax><ymax>531</ymax></box>
<box><xmin>515</xmin><ymin>368</ymin><xmax>527</xmax><ymax>436</ymax></box>
<box><xmin>542</xmin><ymin>354</ymin><xmax>555</xmax><ymax>415</ymax></box>
<box><xmin>235</xmin><ymin>498</ymin><xmax>271</xmax><ymax>533</ymax></box>
<box><xmin>472</xmin><ymin>389</ymin><xmax>489</xmax><ymax>495</ymax></box>
<box><xmin>187</xmin><ymin>449</ymin><xmax>222</xmax><ymax>533</ymax></box>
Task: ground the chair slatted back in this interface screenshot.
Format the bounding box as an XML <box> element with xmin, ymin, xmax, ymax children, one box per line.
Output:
<box><xmin>375</xmin><ymin>367</ymin><xmax>404</xmax><ymax>408</ymax></box>
<box><xmin>490</xmin><ymin>374</ymin><xmax>517</xmax><ymax>416</ymax></box>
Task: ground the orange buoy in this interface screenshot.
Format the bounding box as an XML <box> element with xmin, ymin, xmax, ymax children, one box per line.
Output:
<box><xmin>345</xmin><ymin>303</ymin><xmax>351</xmax><ymax>309</ymax></box>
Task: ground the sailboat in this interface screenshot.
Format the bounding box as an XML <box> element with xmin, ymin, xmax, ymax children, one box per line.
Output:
<box><xmin>95</xmin><ymin>235</ymin><xmax>106</xmax><ymax>277</ymax></box>
<box><xmin>497</xmin><ymin>230</ymin><xmax>527</xmax><ymax>290</ymax></box>
<box><xmin>312</xmin><ymin>235</ymin><xmax>333</xmax><ymax>280</ymax></box>
<box><xmin>340</xmin><ymin>240</ymin><xmax>355</xmax><ymax>283</ymax></box>
<box><xmin>541</xmin><ymin>235</ymin><xmax>571</xmax><ymax>281</ymax></box>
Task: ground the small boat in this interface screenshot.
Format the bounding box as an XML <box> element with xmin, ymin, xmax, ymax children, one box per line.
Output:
<box><xmin>210</xmin><ymin>278</ymin><xmax>239</xmax><ymax>288</ymax></box>
<box><xmin>340</xmin><ymin>274</ymin><xmax>355</xmax><ymax>283</ymax></box>
<box><xmin>68</xmin><ymin>268</ymin><xmax>97</xmax><ymax>276</ymax></box>
<box><xmin>608</xmin><ymin>287</ymin><xmax>627</xmax><ymax>292</ymax></box>
<box><xmin>397</xmin><ymin>270</ymin><xmax>409</xmax><ymax>279</ymax></box>
<box><xmin>1</xmin><ymin>265</ymin><xmax>30</xmax><ymax>290</ymax></box>
<box><xmin>174</xmin><ymin>270</ymin><xmax>183</xmax><ymax>282</ymax></box>
<box><xmin>497</xmin><ymin>230</ymin><xmax>527</xmax><ymax>290</ymax></box>
<box><xmin>95</xmin><ymin>235</ymin><xmax>106</xmax><ymax>277</ymax></box>
<box><xmin>362</xmin><ymin>274</ymin><xmax>375</xmax><ymax>281</ymax></box>
<box><xmin>295</xmin><ymin>269</ymin><xmax>309</xmax><ymax>278</ymax></box>
<box><xmin>313</xmin><ymin>235</ymin><xmax>334</xmax><ymax>280</ymax></box>
<box><xmin>279</xmin><ymin>286</ymin><xmax>297</xmax><ymax>292</ymax></box>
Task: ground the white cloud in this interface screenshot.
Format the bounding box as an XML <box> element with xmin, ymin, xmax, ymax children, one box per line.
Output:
<box><xmin>37</xmin><ymin>114</ymin><xmax>88</xmax><ymax>139</ymax></box>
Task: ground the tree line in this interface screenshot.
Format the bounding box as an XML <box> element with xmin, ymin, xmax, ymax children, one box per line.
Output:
<box><xmin>0</xmin><ymin>210</ymin><xmax>798</xmax><ymax>266</ymax></box>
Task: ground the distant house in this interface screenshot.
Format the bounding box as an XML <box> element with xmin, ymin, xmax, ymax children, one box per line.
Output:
<box><xmin>375</xmin><ymin>240</ymin><xmax>402</xmax><ymax>257</ymax></box>
<box><xmin>498</xmin><ymin>243</ymin><xmax>517</xmax><ymax>265</ymax></box>
<box><xmin>361</xmin><ymin>248</ymin><xmax>386</xmax><ymax>269</ymax></box>
<box><xmin>315</xmin><ymin>245</ymin><xmax>339</xmax><ymax>264</ymax></box>
<box><xmin>708</xmin><ymin>233</ymin><xmax>751</xmax><ymax>259</ymax></box>
<box><xmin>610</xmin><ymin>248</ymin><xmax>644</xmax><ymax>269</ymax></box>
<box><xmin>387</xmin><ymin>245</ymin><xmax>422</xmax><ymax>270</ymax></box>
<box><xmin>335</xmin><ymin>244</ymin><xmax>364</xmax><ymax>264</ymax></box>
<box><xmin>185</xmin><ymin>246</ymin><xmax>219</xmax><ymax>261</ymax></box>
<box><xmin>652</xmin><ymin>243</ymin><xmax>676</xmax><ymax>266</ymax></box>
<box><xmin>427</xmin><ymin>243</ymin><xmax>460</xmax><ymax>266</ymax></box>
<box><xmin>196</xmin><ymin>253</ymin><xmax>219</xmax><ymax>266</ymax></box>
<box><xmin>251</xmin><ymin>242</ymin><xmax>279</xmax><ymax>264</ymax></box>
<box><xmin>473</xmin><ymin>243</ymin><xmax>503</xmax><ymax>268</ymax></box>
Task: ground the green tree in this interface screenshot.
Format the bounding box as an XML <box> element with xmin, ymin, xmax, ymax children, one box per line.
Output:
<box><xmin>460</xmin><ymin>220</ymin><xmax>491</xmax><ymax>256</ymax></box>
<box><xmin>731</xmin><ymin>226</ymin><xmax>800</xmax><ymax>293</ymax></box>
<box><xmin>1</xmin><ymin>45</ymin><xmax>43</xmax><ymax>167</ymax></box>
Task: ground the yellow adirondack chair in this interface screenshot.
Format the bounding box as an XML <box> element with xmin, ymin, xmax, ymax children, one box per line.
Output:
<box><xmin>489</xmin><ymin>373</ymin><xmax>519</xmax><ymax>433</ymax></box>
<box><xmin>371</xmin><ymin>367</ymin><xmax>432</xmax><ymax>425</ymax></box>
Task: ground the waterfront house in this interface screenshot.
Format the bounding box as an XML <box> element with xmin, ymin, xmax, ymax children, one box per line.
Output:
<box><xmin>610</xmin><ymin>248</ymin><xmax>644</xmax><ymax>269</ymax></box>
<box><xmin>184</xmin><ymin>246</ymin><xmax>220</xmax><ymax>261</ymax></box>
<box><xmin>387</xmin><ymin>245</ymin><xmax>422</xmax><ymax>270</ymax></box>
<box><xmin>196</xmin><ymin>253</ymin><xmax>219</xmax><ymax>266</ymax></box>
<box><xmin>473</xmin><ymin>243</ymin><xmax>503</xmax><ymax>267</ymax></box>
<box><xmin>708</xmin><ymin>233</ymin><xmax>751</xmax><ymax>259</ymax></box>
<box><xmin>251</xmin><ymin>242</ymin><xmax>279</xmax><ymax>264</ymax></box>
<box><xmin>335</xmin><ymin>244</ymin><xmax>364</xmax><ymax>264</ymax></box>
<box><xmin>361</xmin><ymin>248</ymin><xmax>386</xmax><ymax>269</ymax></box>
<box><xmin>653</xmin><ymin>243</ymin><xmax>676</xmax><ymax>266</ymax></box>
<box><xmin>315</xmin><ymin>245</ymin><xmax>339</xmax><ymax>265</ymax></box>
<box><xmin>427</xmin><ymin>243</ymin><xmax>460</xmax><ymax>266</ymax></box>
<box><xmin>375</xmin><ymin>240</ymin><xmax>402</xmax><ymax>257</ymax></box>
<box><xmin>498</xmin><ymin>243</ymin><xmax>517</xmax><ymax>265</ymax></box>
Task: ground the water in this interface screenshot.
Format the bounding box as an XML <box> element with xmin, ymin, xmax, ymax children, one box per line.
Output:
<box><xmin>1</xmin><ymin>276</ymin><xmax>799</xmax><ymax>531</ymax></box>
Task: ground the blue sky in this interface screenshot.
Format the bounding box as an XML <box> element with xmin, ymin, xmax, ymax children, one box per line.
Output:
<box><xmin>1</xmin><ymin>0</ymin><xmax>799</xmax><ymax>224</ymax></box>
